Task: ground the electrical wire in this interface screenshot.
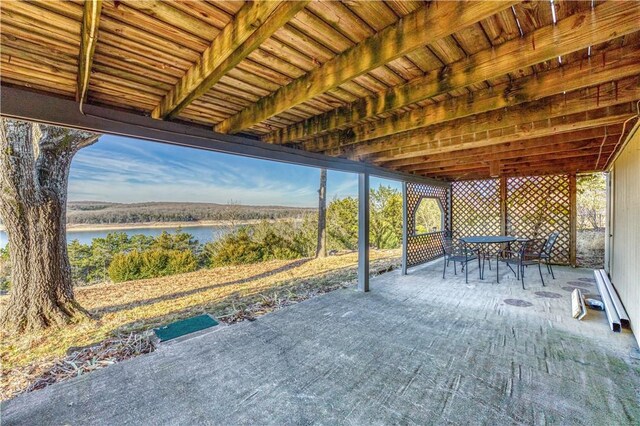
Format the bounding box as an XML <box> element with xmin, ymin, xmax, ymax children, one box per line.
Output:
<box><xmin>602</xmin><ymin>100</ymin><xmax>640</xmax><ymax>169</ymax></box>
<box><xmin>79</xmin><ymin>0</ymin><xmax>100</xmax><ymax>115</ymax></box>
<box><xmin>594</xmin><ymin>127</ymin><xmax>607</xmax><ymax>170</ymax></box>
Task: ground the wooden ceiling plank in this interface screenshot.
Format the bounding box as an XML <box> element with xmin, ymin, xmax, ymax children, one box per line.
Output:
<box><xmin>2</xmin><ymin>77</ymin><xmax>75</xmax><ymax>97</ymax></box>
<box><xmin>0</xmin><ymin>22</ymin><xmax>78</xmax><ymax>58</ymax></box>
<box><xmin>383</xmin><ymin>125</ymin><xmax>623</xmax><ymax>169</ymax></box>
<box><xmin>264</xmin><ymin>1</ymin><xmax>640</xmax><ymax>145</ymax></box>
<box><xmin>1</xmin><ymin>44</ymin><xmax>77</xmax><ymax>74</ymax></box>
<box><xmin>216</xmin><ymin>1</ymin><xmax>518</xmax><ymax>134</ymax></box>
<box><xmin>424</xmin><ymin>155</ymin><xmax>608</xmax><ymax>179</ymax></box>
<box><xmin>120</xmin><ymin>0</ymin><xmax>219</xmax><ymax>39</ymax></box>
<box><xmin>152</xmin><ymin>1</ymin><xmax>310</xmax><ymax>120</ymax></box>
<box><xmin>306</xmin><ymin>1</ymin><xmax>375</xmax><ymax>44</ymax></box>
<box><xmin>333</xmin><ymin>44</ymin><xmax>640</xmax><ymax>150</ymax></box>
<box><xmin>100</xmin><ymin>1</ymin><xmax>212</xmax><ymax>51</ymax></box>
<box><xmin>343</xmin><ymin>1</ymin><xmax>398</xmax><ymax>31</ymax></box>
<box><xmin>288</xmin><ymin>9</ymin><xmax>354</xmax><ymax>54</ymax></box>
<box><xmin>77</xmin><ymin>0</ymin><xmax>103</xmax><ymax>108</ymax></box>
<box><xmin>1</xmin><ymin>56</ymin><xmax>76</xmax><ymax>86</ymax></box>
<box><xmin>168</xmin><ymin>0</ymin><xmax>236</xmax><ymax>29</ymax></box>
<box><xmin>320</xmin><ymin>75</ymin><xmax>640</xmax><ymax>158</ymax></box>
<box><xmin>407</xmin><ymin>140</ymin><xmax>619</xmax><ymax>173</ymax></box>
<box><xmin>94</xmin><ymin>38</ymin><xmax>188</xmax><ymax>78</ymax></box>
<box><xmin>1</xmin><ymin>4</ymin><xmax>80</xmax><ymax>43</ymax></box>
<box><xmin>361</xmin><ymin>105</ymin><xmax>635</xmax><ymax>162</ymax></box>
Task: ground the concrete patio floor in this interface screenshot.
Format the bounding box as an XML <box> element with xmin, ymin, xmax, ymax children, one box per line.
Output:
<box><xmin>3</xmin><ymin>260</ymin><xmax>639</xmax><ymax>425</ymax></box>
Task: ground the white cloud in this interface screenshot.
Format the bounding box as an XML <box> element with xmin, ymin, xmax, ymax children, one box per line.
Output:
<box><xmin>69</xmin><ymin>138</ymin><xmax>341</xmax><ymax>206</ymax></box>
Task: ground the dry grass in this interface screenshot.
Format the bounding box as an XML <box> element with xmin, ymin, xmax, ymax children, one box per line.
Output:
<box><xmin>577</xmin><ymin>229</ymin><xmax>605</xmax><ymax>269</ymax></box>
<box><xmin>0</xmin><ymin>250</ymin><xmax>400</xmax><ymax>400</ymax></box>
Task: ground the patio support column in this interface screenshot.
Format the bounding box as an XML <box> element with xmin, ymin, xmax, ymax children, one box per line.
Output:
<box><xmin>446</xmin><ymin>184</ymin><xmax>453</xmax><ymax>233</ymax></box>
<box><xmin>401</xmin><ymin>182</ymin><xmax>408</xmax><ymax>275</ymax></box>
<box><xmin>358</xmin><ymin>172</ymin><xmax>370</xmax><ymax>292</ymax></box>
<box><xmin>569</xmin><ymin>173</ymin><xmax>577</xmax><ymax>267</ymax></box>
<box><xmin>499</xmin><ymin>176</ymin><xmax>507</xmax><ymax>235</ymax></box>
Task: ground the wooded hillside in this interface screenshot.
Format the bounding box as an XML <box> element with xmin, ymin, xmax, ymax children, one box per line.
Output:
<box><xmin>66</xmin><ymin>202</ymin><xmax>314</xmax><ymax>224</ymax></box>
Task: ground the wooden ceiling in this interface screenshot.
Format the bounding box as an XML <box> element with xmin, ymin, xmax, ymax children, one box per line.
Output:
<box><xmin>1</xmin><ymin>0</ymin><xmax>639</xmax><ymax>180</ymax></box>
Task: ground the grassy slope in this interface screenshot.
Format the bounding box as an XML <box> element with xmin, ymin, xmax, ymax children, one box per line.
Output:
<box><xmin>1</xmin><ymin>250</ymin><xmax>400</xmax><ymax>397</ymax></box>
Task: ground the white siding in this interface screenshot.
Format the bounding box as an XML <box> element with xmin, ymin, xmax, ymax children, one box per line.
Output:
<box><xmin>611</xmin><ymin>127</ymin><xmax>640</xmax><ymax>345</ymax></box>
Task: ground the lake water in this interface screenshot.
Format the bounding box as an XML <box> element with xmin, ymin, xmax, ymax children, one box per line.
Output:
<box><xmin>0</xmin><ymin>224</ymin><xmax>231</xmax><ymax>248</ymax></box>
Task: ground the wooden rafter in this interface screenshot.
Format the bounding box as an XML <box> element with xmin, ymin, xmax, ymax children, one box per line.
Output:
<box><xmin>303</xmin><ymin>43</ymin><xmax>640</xmax><ymax>154</ymax></box>
<box><xmin>322</xmin><ymin>76</ymin><xmax>640</xmax><ymax>159</ymax></box>
<box><xmin>151</xmin><ymin>1</ymin><xmax>310</xmax><ymax>120</ymax></box>
<box><xmin>427</xmin><ymin>157</ymin><xmax>608</xmax><ymax>180</ymax></box>
<box><xmin>76</xmin><ymin>0</ymin><xmax>103</xmax><ymax>110</ymax></box>
<box><xmin>355</xmin><ymin>106</ymin><xmax>634</xmax><ymax>163</ymax></box>
<box><xmin>374</xmin><ymin>111</ymin><xmax>631</xmax><ymax>160</ymax></box>
<box><xmin>215</xmin><ymin>1</ymin><xmax>518</xmax><ymax>134</ymax></box>
<box><xmin>383</xmin><ymin>126</ymin><xmax>624</xmax><ymax>170</ymax></box>
<box><xmin>410</xmin><ymin>140</ymin><xmax>619</xmax><ymax>174</ymax></box>
<box><xmin>263</xmin><ymin>0</ymin><xmax>640</xmax><ymax>145</ymax></box>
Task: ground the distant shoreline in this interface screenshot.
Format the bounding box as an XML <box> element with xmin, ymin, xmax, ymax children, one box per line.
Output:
<box><xmin>0</xmin><ymin>219</ymin><xmax>273</xmax><ymax>234</ymax></box>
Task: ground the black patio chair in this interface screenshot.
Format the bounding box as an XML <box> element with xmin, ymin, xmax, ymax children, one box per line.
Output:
<box><xmin>478</xmin><ymin>242</ymin><xmax>508</xmax><ymax>278</ymax></box>
<box><xmin>496</xmin><ymin>238</ymin><xmax>548</xmax><ymax>289</ymax></box>
<box><xmin>441</xmin><ymin>238</ymin><xmax>478</xmax><ymax>284</ymax></box>
<box><xmin>540</xmin><ymin>232</ymin><xmax>559</xmax><ymax>279</ymax></box>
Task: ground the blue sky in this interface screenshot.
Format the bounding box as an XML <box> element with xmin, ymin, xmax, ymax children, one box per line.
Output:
<box><xmin>69</xmin><ymin>135</ymin><xmax>400</xmax><ymax>207</ymax></box>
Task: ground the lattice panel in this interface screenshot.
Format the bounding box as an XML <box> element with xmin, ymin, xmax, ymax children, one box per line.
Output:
<box><xmin>406</xmin><ymin>231</ymin><xmax>448</xmax><ymax>267</ymax></box>
<box><xmin>452</xmin><ymin>179</ymin><xmax>501</xmax><ymax>239</ymax></box>
<box><xmin>406</xmin><ymin>182</ymin><xmax>450</xmax><ymax>268</ymax></box>
<box><xmin>507</xmin><ymin>175</ymin><xmax>571</xmax><ymax>264</ymax></box>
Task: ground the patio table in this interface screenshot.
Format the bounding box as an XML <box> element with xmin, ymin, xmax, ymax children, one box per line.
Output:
<box><xmin>460</xmin><ymin>236</ymin><xmax>518</xmax><ymax>280</ymax></box>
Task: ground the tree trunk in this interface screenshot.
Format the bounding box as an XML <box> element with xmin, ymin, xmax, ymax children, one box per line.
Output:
<box><xmin>316</xmin><ymin>168</ymin><xmax>327</xmax><ymax>258</ymax></box>
<box><xmin>0</xmin><ymin>119</ymin><xmax>100</xmax><ymax>332</ymax></box>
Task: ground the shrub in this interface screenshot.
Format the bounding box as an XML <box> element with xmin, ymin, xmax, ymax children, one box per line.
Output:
<box><xmin>108</xmin><ymin>249</ymin><xmax>198</xmax><ymax>283</ymax></box>
<box><xmin>204</xmin><ymin>223</ymin><xmax>308</xmax><ymax>267</ymax></box>
<box><xmin>166</xmin><ymin>250</ymin><xmax>199</xmax><ymax>274</ymax></box>
<box><xmin>205</xmin><ymin>228</ymin><xmax>267</xmax><ymax>267</ymax></box>
<box><xmin>108</xmin><ymin>250</ymin><xmax>144</xmax><ymax>283</ymax></box>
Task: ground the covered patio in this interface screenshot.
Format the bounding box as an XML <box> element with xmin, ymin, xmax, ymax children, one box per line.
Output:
<box><xmin>1</xmin><ymin>0</ymin><xmax>640</xmax><ymax>423</ymax></box>
<box><xmin>3</xmin><ymin>262</ymin><xmax>639</xmax><ymax>425</ymax></box>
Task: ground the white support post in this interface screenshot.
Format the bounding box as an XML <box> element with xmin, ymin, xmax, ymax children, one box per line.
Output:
<box><xmin>401</xmin><ymin>181</ymin><xmax>408</xmax><ymax>275</ymax></box>
<box><xmin>358</xmin><ymin>172</ymin><xmax>370</xmax><ymax>292</ymax></box>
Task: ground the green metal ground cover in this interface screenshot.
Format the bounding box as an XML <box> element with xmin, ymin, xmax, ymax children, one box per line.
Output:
<box><xmin>154</xmin><ymin>314</ymin><xmax>219</xmax><ymax>342</ymax></box>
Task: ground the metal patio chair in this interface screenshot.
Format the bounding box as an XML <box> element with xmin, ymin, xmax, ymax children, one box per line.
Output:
<box><xmin>540</xmin><ymin>232</ymin><xmax>560</xmax><ymax>279</ymax></box>
<box><xmin>441</xmin><ymin>238</ymin><xmax>478</xmax><ymax>284</ymax></box>
<box><xmin>496</xmin><ymin>238</ymin><xmax>548</xmax><ymax>289</ymax></box>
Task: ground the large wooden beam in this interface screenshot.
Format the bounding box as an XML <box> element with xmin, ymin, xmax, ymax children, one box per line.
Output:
<box><xmin>503</xmin><ymin>156</ymin><xmax>607</xmax><ymax>173</ymax></box>
<box><xmin>413</xmin><ymin>144</ymin><xmax>618</xmax><ymax>175</ymax></box>
<box><xmin>329</xmin><ymin>76</ymin><xmax>640</xmax><ymax>160</ymax></box>
<box><xmin>425</xmin><ymin>158</ymin><xmax>605</xmax><ymax>180</ymax></box>
<box><xmin>264</xmin><ymin>1</ymin><xmax>640</xmax><ymax>145</ymax></box>
<box><xmin>151</xmin><ymin>1</ymin><xmax>309</xmax><ymax>119</ymax></box>
<box><xmin>403</xmin><ymin>138</ymin><xmax>620</xmax><ymax>173</ymax></box>
<box><xmin>215</xmin><ymin>1</ymin><xmax>517</xmax><ymax>134</ymax></box>
<box><xmin>303</xmin><ymin>44</ymin><xmax>640</xmax><ymax>153</ymax></box>
<box><xmin>366</xmin><ymin>108</ymin><xmax>632</xmax><ymax>161</ymax></box>
<box><xmin>77</xmin><ymin>0</ymin><xmax>103</xmax><ymax>109</ymax></box>
<box><xmin>383</xmin><ymin>126</ymin><xmax>624</xmax><ymax>169</ymax></box>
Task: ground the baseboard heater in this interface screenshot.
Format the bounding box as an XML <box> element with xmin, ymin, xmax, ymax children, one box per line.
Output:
<box><xmin>594</xmin><ymin>269</ymin><xmax>630</xmax><ymax>332</ymax></box>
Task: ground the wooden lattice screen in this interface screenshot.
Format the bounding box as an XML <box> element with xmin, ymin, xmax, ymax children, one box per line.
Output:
<box><xmin>451</xmin><ymin>175</ymin><xmax>573</xmax><ymax>266</ymax></box>
<box><xmin>405</xmin><ymin>182</ymin><xmax>451</xmax><ymax>268</ymax></box>
<box><xmin>507</xmin><ymin>175</ymin><xmax>571</xmax><ymax>265</ymax></box>
<box><xmin>452</xmin><ymin>179</ymin><xmax>501</xmax><ymax>239</ymax></box>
